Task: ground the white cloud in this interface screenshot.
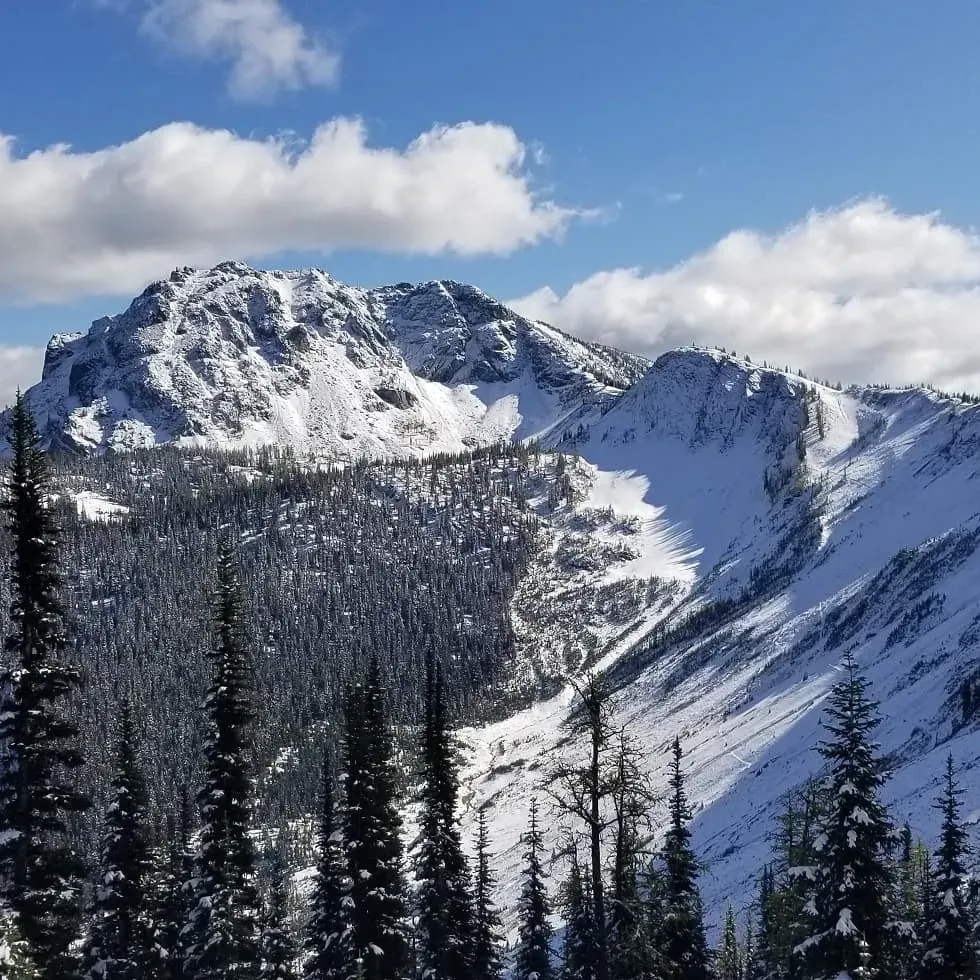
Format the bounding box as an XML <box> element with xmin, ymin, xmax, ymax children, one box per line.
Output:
<box><xmin>141</xmin><ymin>0</ymin><xmax>340</xmax><ymax>100</ymax></box>
<box><xmin>511</xmin><ymin>200</ymin><xmax>980</xmax><ymax>392</ymax></box>
<box><xmin>0</xmin><ymin>348</ymin><xmax>45</xmax><ymax>409</ymax></box>
<box><xmin>0</xmin><ymin>119</ymin><xmax>575</xmax><ymax>303</ymax></box>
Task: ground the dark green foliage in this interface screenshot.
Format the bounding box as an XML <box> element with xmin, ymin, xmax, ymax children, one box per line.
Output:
<box><xmin>797</xmin><ymin>654</ymin><xmax>897</xmax><ymax>980</ymax></box>
<box><xmin>757</xmin><ymin>785</ymin><xmax>819</xmax><ymax>979</ymax></box>
<box><xmin>560</xmin><ymin>853</ymin><xmax>599</xmax><ymax>980</ymax></box>
<box><xmin>471</xmin><ymin>810</ymin><xmax>503</xmax><ymax>980</ymax></box>
<box><xmin>0</xmin><ymin>394</ymin><xmax>90</xmax><ymax>980</ymax></box>
<box><xmin>716</xmin><ymin>905</ymin><xmax>741</xmax><ymax>980</ymax></box>
<box><xmin>341</xmin><ymin>658</ymin><xmax>410</xmax><ymax>980</ymax></box>
<box><xmin>656</xmin><ymin>738</ymin><xmax>709</xmax><ymax>980</ymax></box>
<box><xmin>183</xmin><ymin>549</ymin><xmax>262</xmax><ymax>979</ymax></box>
<box><xmin>304</xmin><ymin>747</ymin><xmax>345</xmax><ymax>980</ymax></box>
<box><xmin>260</xmin><ymin>850</ymin><xmax>299</xmax><ymax>980</ymax></box>
<box><xmin>81</xmin><ymin>700</ymin><xmax>153</xmax><ymax>979</ymax></box>
<box><xmin>918</xmin><ymin>756</ymin><xmax>976</xmax><ymax>979</ymax></box>
<box><xmin>414</xmin><ymin>654</ymin><xmax>473</xmax><ymax>980</ymax></box>
<box><xmin>515</xmin><ymin>800</ymin><xmax>554</xmax><ymax>980</ymax></box>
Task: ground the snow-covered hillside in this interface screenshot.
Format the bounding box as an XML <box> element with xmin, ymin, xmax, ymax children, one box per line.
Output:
<box><xmin>12</xmin><ymin>264</ymin><xmax>980</xmax><ymax>937</ymax></box>
<box><xmin>455</xmin><ymin>354</ymin><xmax>980</xmax><ymax>938</ymax></box>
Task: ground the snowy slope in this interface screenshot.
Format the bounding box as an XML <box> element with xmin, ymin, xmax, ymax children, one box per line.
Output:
<box><xmin>455</xmin><ymin>354</ymin><xmax>980</xmax><ymax>938</ymax></box>
<box><xmin>10</xmin><ymin>262</ymin><xmax>645</xmax><ymax>458</ymax></box>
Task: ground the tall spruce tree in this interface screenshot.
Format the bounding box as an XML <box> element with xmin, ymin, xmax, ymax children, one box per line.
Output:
<box><xmin>471</xmin><ymin>810</ymin><xmax>503</xmax><ymax>980</ymax></box>
<box><xmin>260</xmin><ymin>848</ymin><xmax>299</xmax><ymax>980</ymax></box>
<box><xmin>81</xmin><ymin>699</ymin><xmax>153</xmax><ymax>980</ymax></box>
<box><xmin>0</xmin><ymin>393</ymin><xmax>90</xmax><ymax>980</ymax></box>
<box><xmin>918</xmin><ymin>755</ymin><xmax>976</xmax><ymax>980</ymax></box>
<box><xmin>304</xmin><ymin>747</ymin><xmax>345</xmax><ymax>980</ymax></box>
<box><xmin>796</xmin><ymin>654</ymin><xmax>896</xmax><ymax>980</ymax></box>
<box><xmin>183</xmin><ymin>548</ymin><xmax>262</xmax><ymax>979</ymax></box>
<box><xmin>414</xmin><ymin>654</ymin><xmax>473</xmax><ymax>980</ymax></box>
<box><xmin>717</xmin><ymin>905</ymin><xmax>742</xmax><ymax>980</ymax></box>
<box><xmin>560</xmin><ymin>850</ymin><xmax>599</xmax><ymax>980</ymax></box>
<box><xmin>657</xmin><ymin>738</ymin><xmax>709</xmax><ymax>980</ymax></box>
<box><xmin>515</xmin><ymin>800</ymin><xmax>554</xmax><ymax>980</ymax></box>
<box><xmin>149</xmin><ymin>786</ymin><xmax>195</xmax><ymax>980</ymax></box>
<box><xmin>341</xmin><ymin>657</ymin><xmax>410</xmax><ymax>980</ymax></box>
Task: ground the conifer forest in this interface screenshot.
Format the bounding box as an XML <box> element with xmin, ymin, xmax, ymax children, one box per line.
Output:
<box><xmin>2</xmin><ymin>388</ymin><xmax>979</xmax><ymax>980</ymax></box>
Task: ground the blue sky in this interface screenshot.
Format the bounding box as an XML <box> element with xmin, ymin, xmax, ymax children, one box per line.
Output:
<box><xmin>1</xmin><ymin>0</ymin><xmax>979</xmax><ymax>395</ymax></box>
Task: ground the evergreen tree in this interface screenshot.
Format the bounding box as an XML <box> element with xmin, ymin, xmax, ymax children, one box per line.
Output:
<box><xmin>183</xmin><ymin>548</ymin><xmax>262</xmax><ymax>979</ymax></box>
<box><xmin>796</xmin><ymin>654</ymin><xmax>896</xmax><ymax>980</ymax></box>
<box><xmin>0</xmin><ymin>394</ymin><xmax>90</xmax><ymax>980</ymax></box>
<box><xmin>341</xmin><ymin>658</ymin><xmax>410</xmax><ymax>980</ymax></box>
<box><xmin>560</xmin><ymin>851</ymin><xmax>599</xmax><ymax>980</ymax></box>
<box><xmin>717</xmin><ymin>905</ymin><xmax>742</xmax><ymax>980</ymax></box>
<box><xmin>414</xmin><ymin>654</ymin><xmax>473</xmax><ymax>980</ymax></box>
<box><xmin>304</xmin><ymin>748</ymin><xmax>345</xmax><ymax>980</ymax></box>
<box><xmin>762</xmin><ymin>785</ymin><xmax>820</xmax><ymax>980</ymax></box>
<box><xmin>0</xmin><ymin>911</ymin><xmax>37</xmax><ymax>980</ymax></box>
<box><xmin>918</xmin><ymin>756</ymin><xmax>976</xmax><ymax>980</ymax></box>
<box><xmin>260</xmin><ymin>850</ymin><xmax>299</xmax><ymax>980</ymax></box>
<box><xmin>515</xmin><ymin>800</ymin><xmax>554</xmax><ymax>980</ymax></box>
<box><xmin>81</xmin><ymin>699</ymin><xmax>153</xmax><ymax>980</ymax></box>
<box><xmin>657</xmin><ymin>738</ymin><xmax>709</xmax><ymax>980</ymax></box>
<box><xmin>149</xmin><ymin>787</ymin><xmax>195</xmax><ymax>980</ymax></box>
<box><xmin>471</xmin><ymin>810</ymin><xmax>503</xmax><ymax>980</ymax></box>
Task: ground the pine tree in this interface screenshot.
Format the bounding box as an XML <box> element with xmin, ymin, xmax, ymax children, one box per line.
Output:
<box><xmin>260</xmin><ymin>850</ymin><xmax>299</xmax><ymax>980</ymax></box>
<box><xmin>657</xmin><ymin>738</ymin><xmax>709</xmax><ymax>980</ymax></box>
<box><xmin>471</xmin><ymin>810</ymin><xmax>503</xmax><ymax>980</ymax></box>
<box><xmin>0</xmin><ymin>910</ymin><xmax>37</xmax><ymax>980</ymax></box>
<box><xmin>796</xmin><ymin>654</ymin><xmax>896</xmax><ymax>979</ymax></box>
<box><xmin>148</xmin><ymin>787</ymin><xmax>195</xmax><ymax>980</ymax></box>
<box><xmin>0</xmin><ymin>394</ymin><xmax>90</xmax><ymax>980</ymax></box>
<box><xmin>304</xmin><ymin>748</ymin><xmax>345</xmax><ymax>980</ymax></box>
<box><xmin>341</xmin><ymin>657</ymin><xmax>410</xmax><ymax>980</ymax></box>
<box><xmin>717</xmin><ymin>905</ymin><xmax>742</xmax><ymax>980</ymax></box>
<box><xmin>81</xmin><ymin>699</ymin><xmax>153</xmax><ymax>980</ymax></box>
<box><xmin>560</xmin><ymin>850</ymin><xmax>598</xmax><ymax>980</ymax></box>
<box><xmin>183</xmin><ymin>547</ymin><xmax>262</xmax><ymax>979</ymax></box>
<box><xmin>515</xmin><ymin>800</ymin><xmax>554</xmax><ymax>980</ymax></box>
<box><xmin>414</xmin><ymin>654</ymin><xmax>473</xmax><ymax>980</ymax></box>
<box><xmin>918</xmin><ymin>756</ymin><xmax>976</xmax><ymax>980</ymax></box>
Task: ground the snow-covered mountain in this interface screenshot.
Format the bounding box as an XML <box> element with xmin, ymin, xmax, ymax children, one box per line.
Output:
<box><xmin>14</xmin><ymin>263</ymin><xmax>980</xmax><ymax>934</ymax></box>
<box><xmin>16</xmin><ymin>261</ymin><xmax>645</xmax><ymax>456</ymax></box>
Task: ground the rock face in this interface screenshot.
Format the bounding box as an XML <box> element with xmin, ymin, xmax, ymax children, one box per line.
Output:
<box><xmin>15</xmin><ymin>261</ymin><xmax>647</xmax><ymax>457</ymax></box>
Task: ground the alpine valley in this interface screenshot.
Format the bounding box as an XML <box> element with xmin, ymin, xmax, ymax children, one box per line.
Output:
<box><xmin>7</xmin><ymin>260</ymin><xmax>980</xmax><ymax>940</ymax></box>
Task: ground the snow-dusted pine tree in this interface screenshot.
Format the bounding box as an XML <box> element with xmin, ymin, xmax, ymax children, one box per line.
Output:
<box><xmin>917</xmin><ymin>755</ymin><xmax>976</xmax><ymax>980</ymax></box>
<box><xmin>657</xmin><ymin>738</ymin><xmax>709</xmax><ymax>980</ymax></box>
<box><xmin>341</xmin><ymin>657</ymin><xmax>410</xmax><ymax>980</ymax></box>
<box><xmin>0</xmin><ymin>394</ymin><xmax>90</xmax><ymax>980</ymax></box>
<box><xmin>260</xmin><ymin>849</ymin><xmax>299</xmax><ymax>980</ymax></box>
<box><xmin>81</xmin><ymin>699</ymin><xmax>153</xmax><ymax>980</ymax></box>
<box><xmin>414</xmin><ymin>654</ymin><xmax>473</xmax><ymax>980</ymax></box>
<box><xmin>560</xmin><ymin>851</ymin><xmax>599</xmax><ymax>980</ymax></box>
<box><xmin>183</xmin><ymin>547</ymin><xmax>262</xmax><ymax>979</ymax></box>
<box><xmin>514</xmin><ymin>800</ymin><xmax>554</xmax><ymax>980</ymax></box>
<box><xmin>796</xmin><ymin>653</ymin><xmax>897</xmax><ymax>979</ymax></box>
<box><xmin>716</xmin><ymin>905</ymin><xmax>742</xmax><ymax>980</ymax></box>
<box><xmin>304</xmin><ymin>748</ymin><xmax>346</xmax><ymax>980</ymax></box>
<box><xmin>471</xmin><ymin>810</ymin><xmax>504</xmax><ymax>980</ymax></box>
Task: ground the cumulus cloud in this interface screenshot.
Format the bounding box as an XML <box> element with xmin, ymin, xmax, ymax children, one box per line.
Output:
<box><xmin>0</xmin><ymin>119</ymin><xmax>575</xmax><ymax>303</ymax></box>
<box><xmin>511</xmin><ymin>200</ymin><xmax>980</xmax><ymax>392</ymax></box>
<box><xmin>140</xmin><ymin>0</ymin><xmax>339</xmax><ymax>100</ymax></box>
<box><xmin>0</xmin><ymin>348</ymin><xmax>45</xmax><ymax>409</ymax></box>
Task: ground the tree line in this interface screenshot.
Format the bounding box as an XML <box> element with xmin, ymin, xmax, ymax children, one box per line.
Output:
<box><xmin>1</xmin><ymin>395</ymin><xmax>978</xmax><ymax>980</ymax></box>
